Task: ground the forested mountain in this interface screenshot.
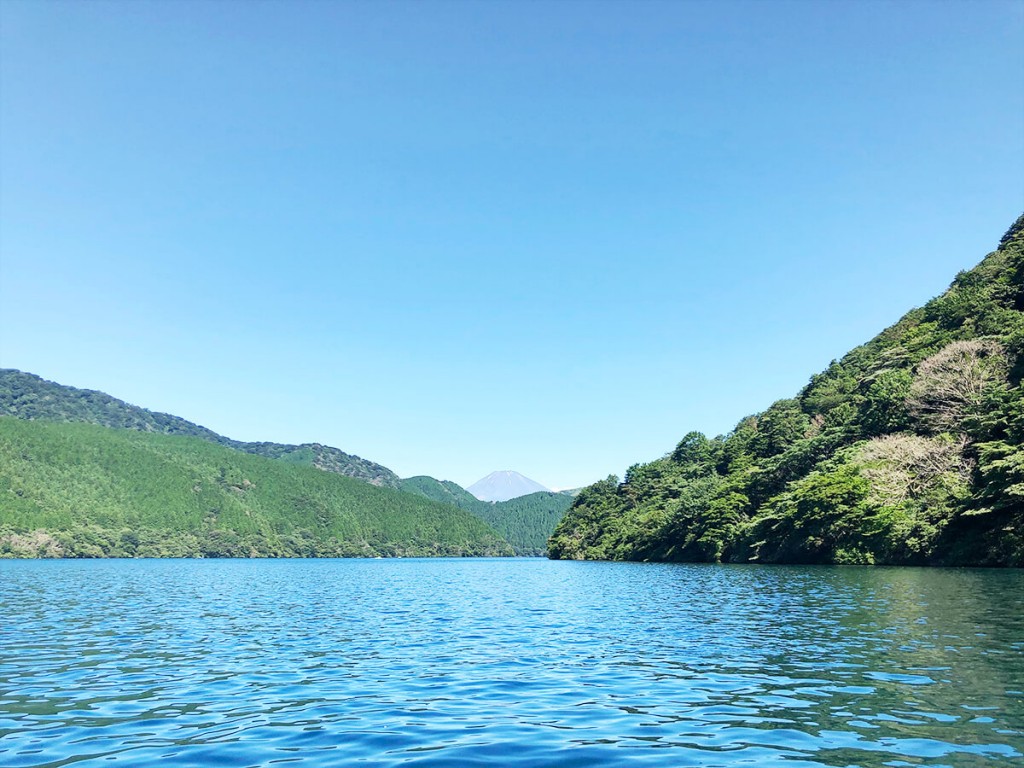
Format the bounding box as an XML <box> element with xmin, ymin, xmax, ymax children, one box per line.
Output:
<box><xmin>400</xmin><ymin>476</ymin><xmax>573</xmax><ymax>556</ymax></box>
<box><xmin>0</xmin><ymin>418</ymin><xmax>511</xmax><ymax>558</ymax></box>
<box><xmin>473</xmin><ymin>492</ymin><xmax>574</xmax><ymax>555</ymax></box>
<box><xmin>550</xmin><ymin>215</ymin><xmax>1024</xmax><ymax>567</ymax></box>
<box><xmin>401</xmin><ymin>475</ymin><xmax>485</xmax><ymax>510</ymax></box>
<box><xmin>0</xmin><ymin>369</ymin><xmax>574</xmax><ymax>558</ymax></box>
<box><xmin>0</xmin><ymin>370</ymin><xmax>401</xmax><ymax>488</ymax></box>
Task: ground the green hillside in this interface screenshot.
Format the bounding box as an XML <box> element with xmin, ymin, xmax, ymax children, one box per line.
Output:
<box><xmin>400</xmin><ymin>476</ymin><xmax>573</xmax><ymax>556</ymax></box>
<box><xmin>549</xmin><ymin>215</ymin><xmax>1024</xmax><ymax>567</ymax></box>
<box><xmin>0</xmin><ymin>418</ymin><xmax>512</xmax><ymax>558</ymax></box>
<box><xmin>473</xmin><ymin>492</ymin><xmax>574</xmax><ymax>556</ymax></box>
<box><xmin>401</xmin><ymin>475</ymin><xmax>484</xmax><ymax>511</ymax></box>
<box><xmin>0</xmin><ymin>370</ymin><xmax>401</xmax><ymax>488</ymax></box>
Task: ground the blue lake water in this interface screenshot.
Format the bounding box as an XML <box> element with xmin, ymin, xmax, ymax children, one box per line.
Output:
<box><xmin>0</xmin><ymin>558</ymin><xmax>1022</xmax><ymax>767</ymax></box>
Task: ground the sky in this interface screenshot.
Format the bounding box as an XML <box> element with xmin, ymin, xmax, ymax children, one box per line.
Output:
<box><xmin>1</xmin><ymin>0</ymin><xmax>1022</xmax><ymax>490</ymax></box>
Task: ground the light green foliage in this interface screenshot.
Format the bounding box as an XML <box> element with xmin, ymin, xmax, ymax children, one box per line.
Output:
<box><xmin>550</xmin><ymin>214</ymin><xmax>1024</xmax><ymax>566</ymax></box>
<box><xmin>0</xmin><ymin>419</ymin><xmax>512</xmax><ymax>558</ymax></box>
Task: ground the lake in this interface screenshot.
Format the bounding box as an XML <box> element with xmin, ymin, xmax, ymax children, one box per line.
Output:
<box><xmin>0</xmin><ymin>559</ymin><xmax>1021</xmax><ymax>767</ymax></box>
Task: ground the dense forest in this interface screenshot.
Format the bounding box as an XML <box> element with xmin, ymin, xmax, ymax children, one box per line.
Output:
<box><xmin>0</xmin><ymin>418</ymin><xmax>511</xmax><ymax>558</ymax></box>
<box><xmin>0</xmin><ymin>371</ymin><xmax>572</xmax><ymax>558</ymax></box>
<box><xmin>0</xmin><ymin>370</ymin><xmax>401</xmax><ymax>488</ymax></box>
<box><xmin>549</xmin><ymin>215</ymin><xmax>1024</xmax><ymax>567</ymax></box>
<box><xmin>400</xmin><ymin>476</ymin><xmax>573</xmax><ymax>555</ymax></box>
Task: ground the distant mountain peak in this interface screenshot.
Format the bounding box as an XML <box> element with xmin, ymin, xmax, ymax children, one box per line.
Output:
<box><xmin>466</xmin><ymin>470</ymin><xmax>550</xmax><ymax>502</ymax></box>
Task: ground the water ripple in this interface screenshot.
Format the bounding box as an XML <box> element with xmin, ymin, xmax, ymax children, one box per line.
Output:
<box><xmin>1</xmin><ymin>559</ymin><xmax>1022</xmax><ymax>767</ymax></box>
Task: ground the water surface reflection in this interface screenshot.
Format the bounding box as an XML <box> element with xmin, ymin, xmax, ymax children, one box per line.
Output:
<box><xmin>0</xmin><ymin>559</ymin><xmax>1021</xmax><ymax>767</ymax></box>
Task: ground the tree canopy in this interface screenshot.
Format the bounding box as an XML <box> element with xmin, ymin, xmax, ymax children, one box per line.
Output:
<box><xmin>549</xmin><ymin>214</ymin><xmax>1024</xmax><ymax>567</ymax></box>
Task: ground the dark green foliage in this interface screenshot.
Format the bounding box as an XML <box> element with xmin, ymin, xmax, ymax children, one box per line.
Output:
<box><xmin>671</xmin><ymin>432</ymin><xmax>715</xmax><ymax>466</ymax></box>
<box><xmin>746</xmin><ymin>463</ymin><xmax>873</xmax><ymax>565</ymax></box>
<box><xmin>399</xmin><ymin>476</ymin><xmax>572</xmax><ymax>556</ymax></box>
<box><xmin>0</xmin><ymin>370</ymin><xmax>401</xmax><ymax>488</ymax></box>
<box><xmin>744</xmin><ymin>428</ymin><xmax>849</xmax><ymax>508</ymax></box>
<box><xmin>547</xmin><ymin>476</ymin><xmax>624</xmax><ymax>561</ymax></box>
<box><xmin>750</xmin><ymin>400</ymin><xmax>810</xmax><ymax>458</ymax></box>
<box><xmin>0</xmin><ymin>419</ymin><xmax>512</xmax><ymax>559</ymax></box>
<box><xmin>550</xmin><ymin>215</ymin><xmax>1024</xmax><ymax>566</ymax></box>
<box><xmin>861</xmin><ymin>369</ymin><xmax>913</xmax><ymax>435</ymax></box>
<box><xmin>472</xmin><ymin>492</ymin><xmax>574</xmax><ymax>556</ymax></box>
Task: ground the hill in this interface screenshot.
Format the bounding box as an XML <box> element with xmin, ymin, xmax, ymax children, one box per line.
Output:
<box><xmin>0</xmin><ymin>418</ymin><xmax>512</xmax><ymax>558</ymax></box>
<box><xmin>549</xmin><ymin>215</ymin><xmax>1024</xmax><ymax>567</ymax></box>
<box><xmin>400</xmin><ymin>476</ymin><xmax>573</xmax><ymax>556</ymax></box>
<box><xmin>0</xmin><ymin>370</ymin><xmax>571</xmax><ymax>558</ymax></box>
<box><xmin>472</xmin><ymin>492</ymin><xmax>575</xmax><ymax>556</ymax></box>
<box><xmin>401</xmin><ymin>475</ymin><xmax>486</xmax><ymax>511</ymax></box>
<box><xmin>0</xmin><ymin>370</ymin><xmax>401</xmax><ymax>488</ymax></box>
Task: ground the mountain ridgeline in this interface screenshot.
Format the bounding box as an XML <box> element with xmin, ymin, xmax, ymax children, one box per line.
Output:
<box><xmin>0</xmin><ymin>370</ymin><xmax>401</xmax><ymax>488</ymax></box>
<box><xmin>550</xmin><ymin>215</ymin><xmax>1024</xmax><ymax>567</ymax></box>
<box><xmin>0</xmin><ymin>371</ymin><xmax>571</xmax><ymax>558</ymax></box>
<box><xmin>0</xmin><ymin>418</ymin><xmax>511</xmax><ymax>558</ymax></box>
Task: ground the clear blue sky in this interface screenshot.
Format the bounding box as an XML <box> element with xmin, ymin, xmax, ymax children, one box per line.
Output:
<box><xmin>1</xmin><ymin>0</ymin><xmax>1022</xmax><ymax>490</ymax></box>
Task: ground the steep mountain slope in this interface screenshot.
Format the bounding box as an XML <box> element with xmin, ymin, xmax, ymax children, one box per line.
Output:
<box><xmin>0</xmin><ymin>418</ymin><xmax>512</xmax><ymax>558</ymax></box>
<box><xmin>400</xmin><ymin>476</ymin><xmax>573</xmax><ymax>556</ymax></box>
<box><xmin>0</xmin><ymin>370</ymin><xmax>400</xmax><ymax>488</ymax></box>
<box><xmin>401</xmin><ymin>476</ymin><xmax>485</xmax><ymax>511</ymax></box>
<box><xmin>549</xmin><ymin>215</ymin><xmax>1024</xmax><ymax>567</ymax></box>
<box><xmin>471</xmin><ymin>492</ymin><xmax>574</xmax><ymax>556</ymax></box>
<box><xmin>467</xmin><ymin>470</ymin><xmax>549</xmax><ymax>502</ymax></box>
